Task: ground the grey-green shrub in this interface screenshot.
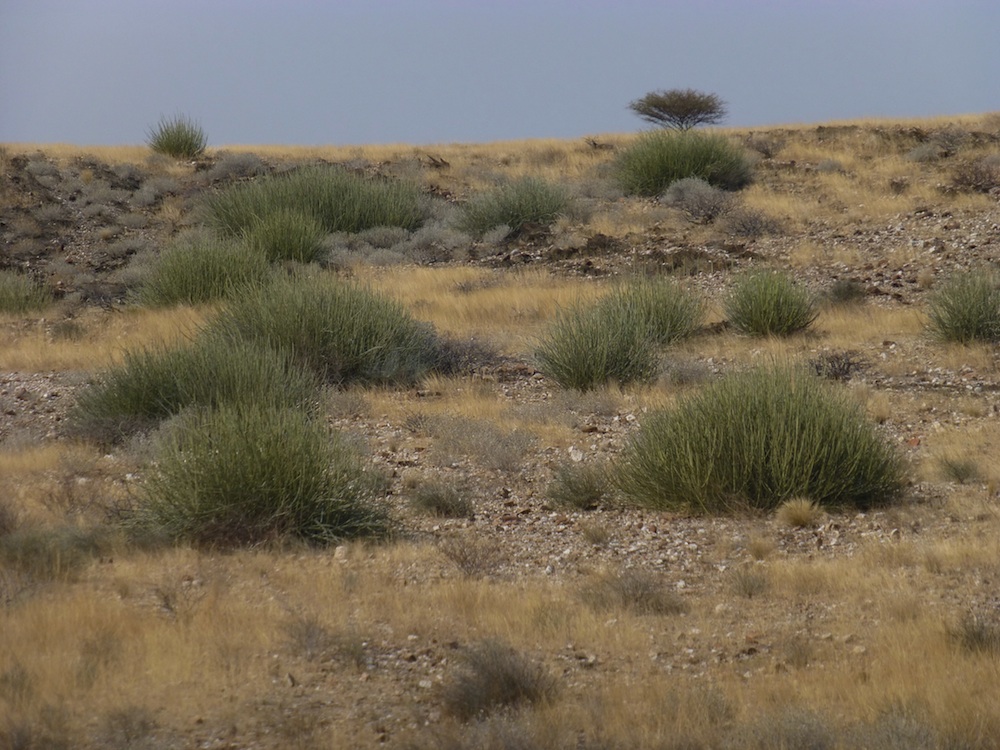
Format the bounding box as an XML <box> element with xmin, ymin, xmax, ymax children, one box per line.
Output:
<box><xmin>535</xmin><ymin>305</ymin><xmax>659</xmax><ymax>391</ymax></box>
<box><xmin>546</xmin><ymin>461</ymin><xmax>610</xmax><ymax>511</ymax></box>
<box><xmin>241</xmin><ymin>207</ymin><xmax>326</xmax><ymax>264</ymax></box>
<box><xmin>205</xmin><ymin>273</ymin><xmax>438</xmax><ymax>385</ymax></box>
<box><xmin>600</xmin><ymin>278</ymin><xmax>704</xmax><ymax>345</ymax></box>
<box><xmin>0</xmin><ymin>271</ymin><xmax>51</xmax><ymax>315</ymax></box>
<box><xmin>146</xmin><ymin>114</ymin><xmax>207</xmax><ymax>159</ymax></box>
<box><xmin>661</xmin><ymin>177</ymin><xmax>733</xmax><ymax>223</ymax></box>
<box><xmin>615</xmin><ymin>364</ymin><xmax>906</xmax><ymax>512</ymax></box>
<box><xmin>455</xmin><ymin>177</ymin><xmax>570</xmax><ymax>238</ymax></box>
<box><xmin>615</xmin><ymin>131</ymin><xmax>753</xmax><ymax>196</ymax></box>
<box><xmin>926</xmin><ymin>270</ymin><xmax>1000</xmax><ymax>343</ymax></box>
<box><xmin>204</xmin><ymin>164</ymin><xmax>425</xmax><ymax>236</ymax></box>
<box><xmin>73</xmin><ymin>337</ymin><xmax>318</xmax><ymax>442</ymax></box>
<box><xmin>725</xmin><ymin>271</ymin><xmax>817</xmax><ymax>336</ymax></box>
<box><xmin>136</xmin><ymin>237</ymin><xmax>271</xmax><ymax>306</ymax></box>
<box><xmin>134</xmin><ymin>403</ymin><xmax>388</xmax><ymax>546</ymax></box>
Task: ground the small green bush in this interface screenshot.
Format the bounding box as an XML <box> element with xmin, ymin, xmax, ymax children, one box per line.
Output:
<box><xmin>725</xmin><ymin>271</ymin><xmax>817</xmax><ymax>336</ymax></box>
<box><xmin>455</xmin><ymin>177</ymin><xmax>571</xmax><ymax>238</ymax></box>
<box><xmin>0</xmin><ymin>271</ymin><xmax>52</xmax><ymax>315</ymax></box>
<box><xmin>615</xmin><ymin>364</ymin><xmax>906</xmax><ymax>513</ymax></box>
<box><xmin>615</xmin><ymin>131</ymin><xmax>753</xmax><ymax>196</ymax></box>
<box><xmin>535</xmin><ymin>305</ymin><xmax>659</xmax><ymax>391</ymax></box>
<box><xmin>600</xmin><ymin>278</ymin><xmax>704</xmax><ymax>345</ymax></box>
<box><xmin>136</xmin><ymin>236</ymin><xmax>271</xmax><ymax>306</ymax></box>
<box><xmin>146</xmin><ymin>114</ymin><xmax>207</xmax><ymax>159</ymax></box>
<box><xmin>204</xmin><ymin>164</ymin><xmax>425</xmax><ymax>236</ymax></box>
<box><xmin>205</xmin><ymin>273</ymin><xmax>438</xmax><ymax>385</ymax></box>
<box><xmin>134</xmin><ymin>403</ymin><xmax>388</xmax><ymax>546</ymax></box>
<box><xmin>73</xmin><ymin>337</ymin><xmax>318</xmax><ymax>442</ymax></box>
<box><xmin>926</xmin><ymin>271</ymin><xmax>1000</xmax><ymax>343</ymax></box>
<box><xmin>241</xmin><ymin>207</ymin><xmax>326</xmax><ymax>264</ymax></box>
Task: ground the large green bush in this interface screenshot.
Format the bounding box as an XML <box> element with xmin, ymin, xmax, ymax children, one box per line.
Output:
<box><xmin>134</xmin><ymin>403</ymin><xmax>388</xmax><ymax>546</ymax></box>
<box><xmin>204</xmin><ymin>273</ymin><xmax>438</xmax><ymax>385</ymax></box>
<box><xmin>455</xmin><ymin>177</ymin><xmax>571</xmax><ymax>238</ymax></box>
<box><xmin>926</xmin><ymin>270</ymin><xmax>1000</xmax><ymax>343</ymax></box>
<box><xmin>204</xmin><ymin>164</ymin><xmax>425</xmax><ymax>236</ymax></box>
<box><xmin>615</xmin><ymin>364</ymin><xmax>906</xmax><ymax>512</ymax></box>
<box><xmin>725</xmin><ymin>271</ymin><xmax>817</xmax><ymax>336</ymax></box>
<box><xmin>147</xmin><ymin>114</ymin><xmax>207</xmax><ymax>159</ymax></box>
<box><xmin>73</xmin><ymin>337</ymin><xmax>318</xmax><ymax>442</ymax></box>
<box><xmin>615</xmin><ymin>131</ymin><xmax>752</xmax><ymax>196</ymax></box>
<box><xmin>137</xmin><ymin>236</ymin><xmax>271</xmax><ymax>306</ymax></box>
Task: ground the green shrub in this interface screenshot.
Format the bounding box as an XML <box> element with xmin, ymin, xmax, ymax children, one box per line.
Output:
<box><xmin>600</xmin><ymin>278</ymin><xmax>704</xmax><ymax>345</ymax></box>
<box><xmin>136</xmin><ymin>236</ymin><xmax>271</xmax><ymax>306</ymax></box>
<box><xmin>204</xmin><ymin>273</ymin><xmax>438</xmax><ymax>385</ymax></box>
<box><xmin>73</xmin><ymin>337</ymin><xmax>318</xmax><ymax>442</ymax></box>
<box><xmin>455</xmin><ymin>177</ymin><xmax>571</xmax><ymax>238</ymax></box>
<box><xmin>0</xmin><ymin>271</ymin><xmax>52</xmax><ymax>315</ymax></box>
<box><xmin>535</xmin><ymin>305</ymin><xmax>659</xmax><ymax>391</ymax></box>
<box><xmin>204</xmin><ymin>164</ymin><xmax>425</xmax><ymax>237</ymax></box>
<box><xmin>134</xmin><ymin>403</ymin><xmax>388</xmax><ymax>546</ymax></box>
<box><xmin>146</xmin><ymin>114</ymin><xmax>207</xmax><ymax>159</ymax></box>
<box><xmin>615</xmin><ymin>364</ymin><xmax>906</xmax><ymax>513</ymax></box>
<box><xmin>926</xmin><ymin>270</ymin><xmax>1000</xmax><ymax>343</ymax></box>
<box><xmin>241</xmin><ymin>207</ymin><xmax>326</xmax><ymax>263</ymax></box>
<box><xmin>615</xmin><ymin>131</ymin><xmax>753</xmax><ymax>196</ymax></box>
<box><xmin>725</xmin><ymin>271</ymin><xmax>817</xmax><ymax>336</ymax></box>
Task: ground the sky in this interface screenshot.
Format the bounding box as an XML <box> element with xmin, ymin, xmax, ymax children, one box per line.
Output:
<box><xmin>2</xmin><ymin>0</ymin><xmax>998</xmax><ymax>147</ymax></box>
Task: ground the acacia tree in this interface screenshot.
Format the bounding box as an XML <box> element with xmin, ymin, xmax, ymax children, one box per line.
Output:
<box><xmin>629</xmin><ymin>89</ymin><xmax>727</xmax><ymax>131</ymax></box>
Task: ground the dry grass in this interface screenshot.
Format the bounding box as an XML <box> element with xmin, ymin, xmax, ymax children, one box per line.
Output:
<box><xmin>0</xmin><ymin>306</ymin><xmax>209</xmax><ymax>371</ymax></box>
<box><xmin>5</xmin><ymin>114</ymin><xmax>1000</xmax><ymax>747</ymax></box>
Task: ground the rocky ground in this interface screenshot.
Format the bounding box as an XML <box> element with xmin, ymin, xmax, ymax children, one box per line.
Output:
<box><xmin>2</xmin><ymin>126</ymin><xmax>1000</xmax><ymax>747</ymax></box>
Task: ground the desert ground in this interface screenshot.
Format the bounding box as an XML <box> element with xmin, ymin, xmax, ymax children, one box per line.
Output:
<box><xmin>2</xmin><ymin>114</ymin><xmax>1000</xmax><ymax>749</ymax></box>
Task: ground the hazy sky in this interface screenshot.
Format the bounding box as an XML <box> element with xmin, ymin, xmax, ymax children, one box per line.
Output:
<box><xmin>2</xmin><ymin>0</ymin><xmax>998</xmax><ymax>147</ymax></box>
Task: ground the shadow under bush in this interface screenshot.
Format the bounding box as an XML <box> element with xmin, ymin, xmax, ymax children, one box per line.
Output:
<box><xmin>615</xmin><ymin>364</ymin><xmax>906</xmax><ymax>512</ymax></box>
<box><xmin>131</xmin><ymin>403</ymin><xmax>389</xmax><ymax>546</ymax></box>
<box><xmin>73</xmin><ymin>337</ymin><xmax>319</xmax><ymax>443</ymax></box>
<box><xmin>615</xmin><ymin>131</ymin><xmax>753</xmax><ymax>196</ymax></box>
<box><xmin>205</xmin><ymin>273</ymin><xmax>439</xmax><ymax>386</ymax></box>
